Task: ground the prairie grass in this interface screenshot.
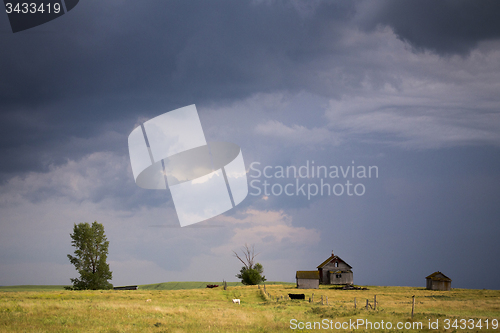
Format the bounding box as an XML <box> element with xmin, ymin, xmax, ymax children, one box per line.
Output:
<box><xmin>0</xmin><ymin>284</ymin><xmax>498</xmax><ymax>332</ymax></box>
<box><xmin>138</xmin><ymin>281</ymin><xmax>292</xmax><ymax>290</ymax></box>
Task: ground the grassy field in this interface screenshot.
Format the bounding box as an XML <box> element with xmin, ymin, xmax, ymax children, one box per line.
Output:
<box><xmin>138</xmin><ymin>281</ymin><xmax>294</xmax><ymax>290</ymax></box>
<box><xmin>0</xmin><ymin>285</ymin><xmax>68</xmax><ymax>292</ymax></box>
<box><xmin>0</xmin><ymin>281</ymin><xmax>294</xmax><ymax>292</ymax></box>
<box><xmin>0</xmin><ymin>283</ymin><xmax>499</xmax><ymax>332</ymax></box>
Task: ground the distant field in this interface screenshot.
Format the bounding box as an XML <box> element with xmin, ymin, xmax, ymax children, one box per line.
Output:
<box><xmin>0</xmin><ymin>284</ymin><xmax>499</xmax><ymax>332</ymax></box>
<box><xmin>0</xmin><ymin>285</ymin><xmax>68</xmax><ymax>292</ymax></box>
<box><xmin>139</xmin><ymin>281</ymin><xmax>294</xmax><ymax>290</ymax></box>
<box><xmin>0</xmin><ymin>281</ymin><xmax>294</xmax><ymax>292</ymax></box>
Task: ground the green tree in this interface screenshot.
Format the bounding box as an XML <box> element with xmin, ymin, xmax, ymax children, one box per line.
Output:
<box><xmin>233</xmin><ymin>244</ymin><xmax>266</xmax><ymax>285</ymax></box>
<box><xmin>66</xmin><ymin>221</ymin><xmax>113</xmax><ymax>290</ymax></box>
<box><xmin>236</xmin><ymin>263</ymin><xmax>266</xmax><ymax>285</ymax></box>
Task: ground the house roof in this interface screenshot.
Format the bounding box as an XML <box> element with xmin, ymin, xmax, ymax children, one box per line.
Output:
<box><xmin>426</xmin><ymin>271</ymin><xmax>452</xmax><ymax>281</ymax></box>
<box><xmin>296</xmin><ymin>271</ymin><xmax>320</xmax><ymax>279</ymax></box>
<box><xmin>317</xmin><ymin>253</ymin><xmax>352</xmax><ymax>269</ymax></box>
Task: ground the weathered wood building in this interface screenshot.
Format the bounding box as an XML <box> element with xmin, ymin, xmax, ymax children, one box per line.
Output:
<box><xmin>426</xmin><ymin>271</ymin><xmax>452</xmax><ymax>291</ymax></box>
<box><xmin>296</xmin><ymin>271</ymin><xmax>320</xmax><ymax>289</ymax></box>
<box><xmin>317</xmin><ymin>252</ymin><xmax>353</xmax><ymax>285</ymax></box>
<box><xmin>295</xmin><ymin>252</ymin><xmax>354</xmax><ymax>288</ymax></box>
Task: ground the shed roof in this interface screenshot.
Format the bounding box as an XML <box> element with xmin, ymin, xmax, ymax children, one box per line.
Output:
<box><xmin>426</xmin><ymin>271</ymin><xmax>452</xmax><ymax>282</ymax></box>
<box><xmin>296</xmin><ymin>271</ymin><xmax>320</xmax><ymax>279</ymax></box>
<box><xmin>317</xmin><ymin>253</ymin><xmax>352</xmax><ymax>269</ymax></box>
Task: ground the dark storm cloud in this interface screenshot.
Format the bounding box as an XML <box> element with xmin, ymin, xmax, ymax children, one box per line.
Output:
<box><xmin>359</xmin><ymin>0</ymin><xmax>500</xmax><ymax>55</ymax></box>
<box><xmin>0</xmin><ymin>0</ymin><xmax>354</xmax><ymax>176</ymax></box>
<box><xmin>1</xmin><ymin>1</ymin><xmax>356</xmax><ymax>107</ymax></box>
<box><xmin>2</xmin><ymin>0</ymin><xmax>500</xmax><ymax>179</ymax></box>
<box><xmin>0</xmin><ymin>0</ymin><xmax>355</xmax><ymax>109</ymax></box>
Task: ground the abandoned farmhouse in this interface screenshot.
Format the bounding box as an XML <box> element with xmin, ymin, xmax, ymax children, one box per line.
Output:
<box><xmin>296</xmin><ymin>252</ymin><xmax>353</xmax><ymax>289</ymax></box>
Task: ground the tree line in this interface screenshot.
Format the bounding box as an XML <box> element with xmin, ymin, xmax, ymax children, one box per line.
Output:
<box><xmin>66</xmin><ymin>222</ymin><xmax>266</xmax><ymax>289</ymax></box>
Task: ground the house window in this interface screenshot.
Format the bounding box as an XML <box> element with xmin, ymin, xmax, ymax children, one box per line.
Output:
<box><xmin>336</xmin><ymin>274</ymin><xmax>342</xmax><ymax>278</ymax></box>
<box><xmin>335</xmin><ymin>262</ymin><xmax>338</xmax><ymax>267</ymax></box>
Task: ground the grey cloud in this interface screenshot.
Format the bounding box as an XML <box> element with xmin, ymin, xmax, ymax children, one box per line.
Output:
<box><xmin>358</xmin><ymin>0</ymin><xmax>500</xmax><ymax>55</ymax></box>
<box><xmin>0</xmin><ymin>151</ymin><xmax>170</xmax><ymax>212</ymax></box>
<box><xmin>1</xmin><ymin>0</ymin><xmax>500</xmax><ymax>289</ymax></box>
<box><xmin>0</xmin><ymin>0</ymin><xmax>355</xmax><ymax>176</ymax></box>
<box><xmin>0</xmin><ymin>0</ymin><xmax>354</xmax><ymax>108</ymax></box>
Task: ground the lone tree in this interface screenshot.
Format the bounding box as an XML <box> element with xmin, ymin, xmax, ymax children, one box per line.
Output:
<box><xmin>66</xmin><ymin>221</ymin><xmax>113</xmax><ymax>290</ymax></box>
<box><xmin>233</xmin><ymin>243</ymin><xmax>266</xmax><ymax>285</ymax></box>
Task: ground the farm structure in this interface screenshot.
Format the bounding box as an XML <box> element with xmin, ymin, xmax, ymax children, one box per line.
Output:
<box><xmin>296</xmin><ymin>271</ymin><xmax>320</xmax><ymax>289</ymax></box>
<box><xmin>113</xmin><ymin>285</ymin><xmax>138</xmax><ymax>290</ymax></box>
<box><xmin>295</xmin><ymin>252</ymin><xmax>354</xmax><ymax>288</ymax></box>
<box><xmin>317</xmin><ymin>252</ymin><xmax>353</xmax><ymax>285</ymax></box>
<box><xmin>426</xmin><ymin>271</ymin><xmax>452</xmax><ymax>291</ymax></box>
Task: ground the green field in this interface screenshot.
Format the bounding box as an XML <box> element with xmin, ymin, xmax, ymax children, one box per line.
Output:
<box><xmin>0</xmin><ymin>281</ymin><xmax>294</xmax><ymax>292</ymax></box>
<box><xmin>138</xmin><ymin>281</ymin><xmax>294</xmax><ymax>290</ymax></box>
<box><xmin>0</xmin><ymin>283</ymin><xmax>498</xmax><ymax>332</ymax></box>
<box><xmin>0</xmin><ymin>285</ymin><xmax>68</xmax><ymax>292</ymax></box>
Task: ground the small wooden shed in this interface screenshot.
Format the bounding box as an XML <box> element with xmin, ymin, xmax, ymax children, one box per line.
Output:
<box><xmin>296</xmin><ymin>271</ymin><xmax>319</xmax><ymax>289</ymax></box>
<box><xmin>426</xmin><ymin>271</ymin><xmax>451</xmax><ymax>291</ymax></box>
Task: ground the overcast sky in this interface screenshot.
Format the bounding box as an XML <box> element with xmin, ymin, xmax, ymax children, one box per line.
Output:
<box><xmin>1</xmin><ymin>0</ymin><xmax>499</xmax><ymax>289</ymax></box>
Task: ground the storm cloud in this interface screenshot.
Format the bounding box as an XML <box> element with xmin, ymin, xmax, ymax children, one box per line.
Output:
<box><xmin>0</xmin><ymin>1</ymin><xmax>499</xmax><ymax>289</ymax></box>
<box><xmin>359</xmin><ymin>0</ymin><xmax>500</xmax><ymax>55</ymax></box>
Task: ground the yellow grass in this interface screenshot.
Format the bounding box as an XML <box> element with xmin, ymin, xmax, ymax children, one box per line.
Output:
<box><xmin>0</xmin><ymin>285</ymin><xmax>499</xmax><ymax>332</ymax></box>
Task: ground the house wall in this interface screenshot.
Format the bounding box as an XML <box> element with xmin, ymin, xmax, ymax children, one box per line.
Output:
<box><xmin>297</xmin><ymin>278</ymin><xmax>319</xmax><ymax>289</ymax></box>
<box><xmin>328</xmin><ymin>271</ymin><xmax>353</xmax><ymax>285</ymax></box>
<box><xmin>427</xmin><ymin>279</ymin><xmax>451</xmax><ymax>291</ymax></box>
<box><xmin>320</xmin><ymin>261</ymin><xmax>351</xmax><ymax>284</ymax></box>
<box><xmin>426</xmin><ymin>279</ymin><xmax>432</xmax><ymax>290</ymax></box>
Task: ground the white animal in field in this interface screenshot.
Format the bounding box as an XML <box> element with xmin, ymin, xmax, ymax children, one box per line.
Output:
<box><xmin>232</xmin><ymin>299</ymin><xmax>240</xmax><ymax>304</ymax></box>
<box><xmin>146</xmin><ymin>299</ymin><xmax>151</xmax><ymax>302</ymax></box>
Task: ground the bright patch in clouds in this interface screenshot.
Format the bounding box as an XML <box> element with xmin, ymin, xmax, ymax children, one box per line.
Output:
<box><xmin>255</xmin><ymin>120</ymin><xmax>340</xmax><ymax>146</ymax></box>
<box><xmin>212</xmin><ymin>209</ymin><xmax>320</xmax><ymax>256</ymax></box>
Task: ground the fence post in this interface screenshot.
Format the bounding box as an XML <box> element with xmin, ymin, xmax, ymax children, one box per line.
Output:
<box><xmin>366</xmin><ymin>299</ymin><xmax>369</xmax><ymax>310</ymax></box>
<box><xmin>411</xmin><ymin>295</ymin><xmax>415</xmax><ymax>320</ymax></box>
<box><xmin>321</xmin><ymin>295</ymin><xmax>324</xmax><ymax>305</ymax></box>
<box><xmin>354</xmin><ymin>297</ymin><xmax>356</xmax><ymax>309</ymax></box>
<box><xmin>326</xmin><ymin>295</ymin><xmax>328</xmax><ymax>305</ymax></box>
<box><xmin>312</xmin><ymin>293</ymin><xmax>314</xmax><ymax>303</ymax></box>
<box><xmin>374</xmin><ymin>295</ymin><xmax>376</xmax><ymax>310</ymax></box>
